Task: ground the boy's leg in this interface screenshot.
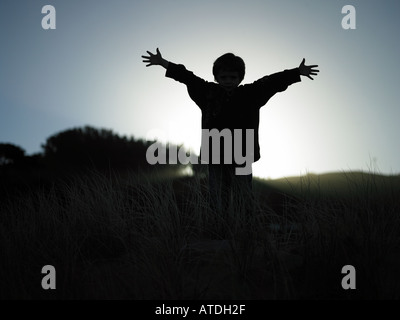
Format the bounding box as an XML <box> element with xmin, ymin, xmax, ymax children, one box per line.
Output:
<box><xmin>208</xmin><ymin>164</ymin><xmax>234</xmax><ymax>213</ymax></box>
<box><xmin>232</xmin><ymin>167</ymin><xmax>256</xmax><ymax>272</ymax></box>
<box><xmin>220</xmin><ymin>164</ymin><xmax>234</xmax><ymax>213</ymax></box>
<box><xmin>208</xmin><ymin>165</ymin><xmax>235</xmax><ymax>240</ymax></box>
<box><xmin>231</xmin><ymin>167</ymin><xmax>254</xmax><ymax>214</ymax></box>
<box><xmin>208</xmin><ymin>164</ymin><xmax>222</xmax><ymax>214</ymax></box>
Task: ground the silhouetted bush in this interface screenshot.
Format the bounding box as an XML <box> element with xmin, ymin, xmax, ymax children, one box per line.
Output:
<box><xmin>41</xmin><ymin>126</ymin><xmax>187</xmax><ymax>173</ymax></box>
<box><xmin>0</xmin><ymin>143</ymin><xmax>25</xmax><ymax>166</ymax></box>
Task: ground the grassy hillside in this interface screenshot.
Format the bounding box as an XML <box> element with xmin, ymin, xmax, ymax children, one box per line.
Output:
<box><xmin>1</xmin><ymin>169</ymin><xmax>400</xmax><ymax>299</ymax></box>
<box><xmin>260</xmin><ymin>171</ymin><xmax>400</xmax><ymax>202</ymax></box>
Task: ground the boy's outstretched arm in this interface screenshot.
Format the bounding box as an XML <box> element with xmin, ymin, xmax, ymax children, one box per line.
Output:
<box><xmin>299</xmin><ymin>58</ymin><xmax>319</xmax><ymax>80</ymax></box>
<box><xmin>142</xmin><ymin>48</ymin><xmax>169</xmax><ymax>69</ymax></box>
<box><xmin>142</xmin><ymin>48</ymin><xmax>206</xmax><ymax>88</ymax></box>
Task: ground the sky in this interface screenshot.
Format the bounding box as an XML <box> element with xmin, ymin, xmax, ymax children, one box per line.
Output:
<box><xmin>1</xmin><ymin>0</ymin><xmax>399</xmax><ymax>179</ymax></box>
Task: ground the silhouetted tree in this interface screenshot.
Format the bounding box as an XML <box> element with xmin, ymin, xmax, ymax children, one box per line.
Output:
<box><xmin>0</xmin><ymin>143</ymin><xmax>25</xmax><ymax>166</ymax></box>
<box><xmin>42</xmin><ymin>126</ymin><xmax>143</xmax><ymax>170</ymax></box>
<box><xmin>41</xmin><ymin>126</ymin><xmax>186</xmax><ymax>173</ymax></box>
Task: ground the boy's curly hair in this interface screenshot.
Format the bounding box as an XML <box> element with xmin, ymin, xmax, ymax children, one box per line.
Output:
<box><xmin>213</xmin><ymin>53</ymin><xmax>245</xmax><ymax>82</ymax></box>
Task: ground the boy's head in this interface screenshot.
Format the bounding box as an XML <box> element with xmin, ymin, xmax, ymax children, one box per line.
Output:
<box><xmin>213</xmin><ymin>53</ymin><xmax>245</xmax><ymax>90</ymax></box>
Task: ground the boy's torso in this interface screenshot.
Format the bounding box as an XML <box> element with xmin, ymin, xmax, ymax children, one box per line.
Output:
<box><xmin>196</xmin><ymin>83</ymin><xmax>261</xmax><ymax>132</ymax></box>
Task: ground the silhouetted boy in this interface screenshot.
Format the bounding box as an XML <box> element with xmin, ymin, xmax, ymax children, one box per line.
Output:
<box><xmin>142</xmin><ymin>48</ymin><xmax>319</xmax><ymax>217</ymax></box>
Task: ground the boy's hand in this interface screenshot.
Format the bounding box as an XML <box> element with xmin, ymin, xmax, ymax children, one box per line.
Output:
<box><xmin>142</xmin><ymin>48</ymin><xmax>169</xmax><ymax>68</ymax></box>
<box><xmin>299</xmin><ymin>58</ymin><xmax>319</xmax><ymax>80</ymax></box>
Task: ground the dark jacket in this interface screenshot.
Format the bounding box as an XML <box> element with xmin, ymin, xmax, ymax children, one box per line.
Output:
<box><xmin>165</xmin><ymin>62</ymin><xmax>301</xmax><ymax>164</ymax></box>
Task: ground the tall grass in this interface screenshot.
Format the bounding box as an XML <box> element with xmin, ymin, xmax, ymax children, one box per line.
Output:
<box><xmin>1</xmin><ymin>168</ymin><xmax>399</xmax><ymax>299</ymax></box>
